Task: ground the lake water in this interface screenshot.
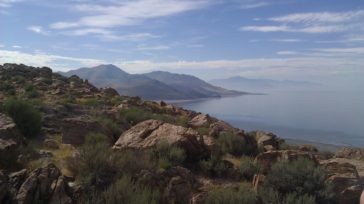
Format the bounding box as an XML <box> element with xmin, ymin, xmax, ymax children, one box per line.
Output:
<box><xmin>172</xmin><ymin>90</ymin><xmax>364</xmax><ymax>147</ymax></box>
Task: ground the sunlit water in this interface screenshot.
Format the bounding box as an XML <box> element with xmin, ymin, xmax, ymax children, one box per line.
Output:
<box><xmin>171</xmin><ymin>90</ymin><xmax>364</xmax><ymax>147</ymax></box>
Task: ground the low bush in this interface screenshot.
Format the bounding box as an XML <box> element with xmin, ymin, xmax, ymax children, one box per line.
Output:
<box><xmin>262</xmin><ymin>158</ymin><xmax>335</xmax><ymax>204</ymax></box>
<box><xmin>239</xmin><ymin>156</ymin><xmax>261</xmax><ymax>180</ymax></box>
<box><xmin>150</xmin><ymin>141</ymin><xmax>186</xmax><ymax>169</ymax></box>
<box><xmin>82</xmin><ymin>176</ymin><xmax>160</xmax><ymax>204</ymax></box>
<box><xmin>216</xmin><ymin>132</ymin><xmax>249</xmax><ymax>156</ymax></box>
<box><xmin>3</xmin><ymin>98</ymin><xmax>42</xmax><ymax>138</ymax></box>
<box><xmin>205</xmin><ymin>184</ymin><xmax>258</xmax><ymax>204</ymax></box>
<box><xmin>199</xmin><ymin>149</ymin><xmax>230</xmax><ymax>177</ymax></box>
<box><xmin>96</xmin><ymin>116</ymin><xmax>123</xmax><ymax>141</ymax></box>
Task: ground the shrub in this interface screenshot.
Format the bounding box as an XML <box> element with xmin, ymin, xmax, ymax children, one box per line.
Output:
<box><xmin>150</xmin><ymin>141</ymin><xmax>186</xmax><ymax>169</ymax></box>
<box><xmin>119</xmin><ymin>107</ymin><xmax>151</xmax><ymax>125</ymax></box>
<box><xmin>0</xmin><ymin>81</ymin><xmax>16</xmax><ymax>95</ymax></box>
<box><xmin>263</xmin><ymin>158</ymin><xmax>335</xmax><ymax>204</ymax></box>
<box><xmin>196</xmin><ymin>124</ymin><xmax>210</xmax><ymax>136</ymax></box>
<box><xmin>199</xmin><ymin>149</ymin><xmax>229</xmax><ymax>177</ymax></box>
<box><xmin>76</xmin><ymin>133</ymin><xmax>155</xmax><ymax>190</ymax></box>
<box><xmin>96</xmin><ymin>116</ymin><xmax>123</xmax><ymax>141</ymax></box>
<box><xmin>239</xmin><ymin>156</ymin><xmax>261</xmax><ymax>180</ymax></box>
<box><xmin>205</xmin><ymin>184</ymin><xmax>258</xmax><ymax>204</ymax></box>
<box><xmin>83</xmin><ymin>176</ymin><xmax>160</xmax><ymax>204</ymax></box>
<box><xmin>3</xmin><ymin>98</ymin><xmax>42</xmax><ymax>138</ymax></box>
<box><xmin>216</xmin><ymin>132</ymin><xmax>247</xmax><ymax>156</ymax></box>
<box><xmin>282</xmin><ymin>192</ymin><xmax>316</xmax><ymax>204</ymax></box>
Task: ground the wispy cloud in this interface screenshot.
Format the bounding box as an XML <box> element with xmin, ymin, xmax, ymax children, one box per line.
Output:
<box><xmin>28</xmin><ymin>26</ymin><xmax>50</xmax><ymax>35</ymax></box>
<box><xmin>50</xmin><ymin>0</ymin><xmax>210</xmax><ymax>29</ymax></box>
<box><xmin>271</xmin><ymin>38</ymin><xmax>302</xmax><ymax>42</ymax></box>
<box><xmin>240</xmin><ymin>2</ymin><xmax>270</xmax><ymax>9</ymax></box>
<box><xmin>241</xmin><ymin>10</ymin><xmax>364</xmax><ymax>34</ymax></box>
<box><xmin>12</xmin><ymin>45</ymin><xmax>21</xmax><ymax>49</ymax></box>
<box><xmin>136</xmin><ymin>45</ymin><xmax>170</xmax><ymax>51</ymax></box>
<box><xmin>0</xmin><ymin>0</ymin><xmax>21</xmax><ymax>8</ymax></box>
<box><xmin>277</xmin><ymin>51</ymin><xmax>298</xmax><ymax>55</ymax></box>
<box><xmin>0</xmin><ymin>49</ymin><xmax>105</xmax><ymax>71</ymax></box>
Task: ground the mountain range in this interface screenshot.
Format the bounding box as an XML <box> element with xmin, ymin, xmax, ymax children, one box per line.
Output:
<box><xmin>61</xmin><ymin>65</ymin><xmax>244</xmax><ymax>100</ymax></box>
<box><xmin>210</xmin><ymin>76</ymin><xmax>321</xmax><ymax>91</ymax></box>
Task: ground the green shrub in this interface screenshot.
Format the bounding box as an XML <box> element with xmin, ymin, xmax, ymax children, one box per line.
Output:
<box><xmin>282</xmin><ymin>192</ymin><xmax>316</xmax><ymax>204</ymax></box>
<box><xmin>96</xmin><ymin>116</ymin><xmax>123</xmax><ymax>141</ymax></box>
<box><xmin>199</xmin><ymin>149</ymin><xmax>229</xmax><ymax>177</ymax></box>
<box><xmin>263</xmin><ymin>158</ymin><xmax>335</xmax><ymax>204</ymax></box>
<box><xmin>205</xmin><ymin>185</ymin><xmax>258</xmax><ymax>204</ymax></box>
<box><xmin>83</xmin><ymin>176</ymin><xmax>160</xmax><ymax>204</ymax></box>
<box><xmin>150</xmin><ymin>141</ymin><xmax>186</xmax><ymax>169</ymax></box>
<box><xmin>216</xmin><ymin>132</ymin><xmax>248</xmax><ymax>156</ymax></box>
<box><xmin>3</xmin><ymin>98</ymin><xmax>42</xmax><ymax>138</ymax></box>
<box><xmin>239</xmin><ymin>156</ymin><xmax>261</xmax><ymax>180</ymax></box>
<box><xmin>196</xmin><ymin>124</ymin><xmax>210</xmax><ymax>136</ymax></box>
<box><xmin>0</xmin><ymin>81</ymin><xmax>16</xmax><ymax>95</ymax></box>
<box><xmin>119</xmin><ymin>107</ymin><xmax>151</xmax><ymax>125</ymax></box>
<box><xmin>76</xmin><ymin>133</ymin><xmax>155</xmax><ymax>190</ymax></box>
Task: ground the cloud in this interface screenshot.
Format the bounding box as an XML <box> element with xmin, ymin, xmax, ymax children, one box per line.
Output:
<box><xmin>240</xmin><ymin>25</ymin><xmax>289</xmax><ymax>32</ymax></box>
<box><xmin>269</xmin><ymin>10</ymin><xmax>364</xmax><ymax>23</ymax></box>
<box><xmin>12</xmin><ymin>45</ymin><xmax>21</xmax><ymax>49</ymax></box>
<box><xmin>50</xmin><ymin>0</ymin><xmax>210</xmax><ymax>29</ymax></box>
<box><xmin>0</xmin><ymin>44</ymin><xmax>4</xmax><ymax>48</ymax></box>
<box><xmin>0</xmin><ymin>49</ymin><xmax>106</xmax><ymax>71</ymax></box>
<box><xmin>271</xmin><ymin>38</ymin><xmax>302</xmax><ymax>42</ymax></box>
<box><xmin>277</xmin><ymin>51</ymin><xmax>298</xmax><ymax>55</ymax></box>
<box><xmin>28</xmin><ymin>26</ymin><xmax>50</xmax><ymax>35</ymax></box>
<box><xmin>240</xmin><ymin>2</ymin><xmax>270</xmax><ymax>9</ymax></box>
<box><xmin>136</xmin><ymin>45</ymin><xmax>170</xmax><ymax>51</ymax></box>
<box><xmin>240</xmin><ymin>10</ymin><xmax>364</xmax><ymax>34</ymax></box>
<box><xmin>0</xmin><ymin>0</ymin><xmax>21</xmax><ymax>8</ymax></box>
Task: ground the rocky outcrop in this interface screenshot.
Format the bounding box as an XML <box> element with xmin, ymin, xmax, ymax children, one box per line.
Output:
<box><xmin>298</xmin><ymin>144</ymin><xmax>318</xmax><ymax>152</ymax></box>
<box><xmin>137</xmin><ymin>166</ymin><xmax>196</xmax><ymax>204</ymax></box>
<box><xmin>254</xmin><ymin>131</ymin><xmax>281</xmax><ymax>151</ymax></box>
<box><xmin>189</xmin><ymin>114</ymin><xmax>213</xmax><ymax>128</ymax></box>
<box><xmin>101</xmin><ymin>87</ymin><xmax>119</xmax><ymax>97</ymax></box>
<box><xmin>113</xmin><ymin>119</ymin><xmax>209</xmax><ymax>160</ymax></box>
<box><xmin>321</xmin><ymin>160</ymin><xmax>363</xmax><ymax>204</ymax></box>
<box><xmin>61</xmin><ymin>116</ymin><xmax>105</xmax><ymax>145</ymax></box>
<box><xmin>0</xmin><ymin>114</ymin><xmax>22</xmax><ymax>166</ymax></box>
<box><xmin>255</xmin><ymin>150</ymin><xmax>317</xmax><ymax>170</ymax></box>
<box><xmin>16</xmin><ymin>164</ymin><xmax>72</xmax><ymax>204</ymax></box>
<box><xmin>336</xmin><ymin>147</ymin><xmax>364</xmax><ymax>161</ymax></box>
<box><xmin>208</xmin><ymin>120</ymin><xmax>239</xmax><ymax>137</ymax></box>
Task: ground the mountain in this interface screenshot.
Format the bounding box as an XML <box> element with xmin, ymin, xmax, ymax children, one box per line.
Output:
<box><xmin>145</xmin><ymin>71</ymin><xmax>244</xmax><ymax>98</ymax></box>
<box><xmin>210</xmin><ymin>76</ymin><xmax>321</xmax><ymax>91</ymax></box>
<box><xmin>61</xmin><ymin>65</ymin><xmax>244</xmax><ymax>100</ymax></box>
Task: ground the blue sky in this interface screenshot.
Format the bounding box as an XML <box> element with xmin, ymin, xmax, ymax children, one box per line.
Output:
<box><xmin>0</xmin><ymin>0</ymin><xmax>363</xmax><ymax>83</ymax></box>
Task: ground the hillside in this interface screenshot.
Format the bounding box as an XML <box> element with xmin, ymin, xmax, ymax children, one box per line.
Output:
<box><xmin>0</xmin><ymin>63</ymin><xmax>362</xmax><ymax>204</ymax></box>
<box><xmin>61</xmin><ymin>65</ymin><xmax>244</xmax><ymax>100</ymax></box>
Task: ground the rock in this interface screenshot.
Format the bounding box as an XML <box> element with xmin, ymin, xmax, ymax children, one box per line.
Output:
<box><xmin>101</xmin><ymin>87</ymin><xmax>119</xmax><ymax>97</ymax></box>
<box><xmin>61</xmin><ymin>116</ymin><xmax>105</xmax><ymax>145</ymax></box>
<box><xmin>252</xmin><ymin>174</ymin><xmax>265</xmax><ymax>191</ymax></box>
<box><xmin>0</xmin><ymin>170</ymin><xmax>8</xmax><ymax>203</ymax></box>
<box><xmin>336</xmin><ymin>147</ymin><xmax>364</xmax><ymax>161</ymax></box>
<box><xmin>361</xmin><ymin>191</ymin><xmax>364</xmax><ymax>204</ymax></box>
<box><xmin>0</xmin><ymin>113</ymin><xmax>21</xmax><ymax>142</ymax></box>
<box><xmin>208</xmin><ymin>120</ymin><xmax>238</xmax><ymax>137</ymax></box>
<box><xmin>255</xmin><ymin>150</ymin><xmax>317</xmax><ymax>170</ymax></box>
<box><xmin>16</xmin><ymin>163</ymin><xmax>72</xmax><ymax>204</ymax></box>
<box><xmin>190</xmin><ymin>192</ymin><xmax>207</xmax><ymax>204</ymax></box>
<box><xmin>113</xmin><ymin>119</ymin><xmax>209</xmax><ymax>160</ymax></box>
<box><xmin>43</xmin><ymin>139</ymin><xmax>59</xmax><ymax>149</ymax></box>
<box><xmin>38</xmin><ymin>150</ymin><xmax>54</xmax><ymax>158</ymax></box>
<box><xmin>9</xmin><ymin>169</ymin><xmax>28</xmax><ymax>190</ymax></box>
<box><xmin>298</xmin><ymin>144</ymin><xmax>318</xmax><ymax>152</ymax></box>
<box><xmin>160</xmin><ymin>101</ymin><xmax>167</xmax><ymax>107</ymax></box>
<box><xmin>321</xmin><ymin>160</ymin><xmax>363</xmax><ymax>204</ymax></box>
<box><xmin>254</xmin><ymin>131</ymin><xmax>280</xmax><ymax>151</ymax></box>
<box><xmin>189</xmin><ymin>114</ymin><xmax>213</xmax><ymax>128</ymax></box>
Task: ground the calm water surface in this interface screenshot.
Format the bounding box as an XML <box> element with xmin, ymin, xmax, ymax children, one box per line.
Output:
<box><xmin>172</xmin><ymin>90</ymin><xmax>364</xmax><ymax>147</ymax></box>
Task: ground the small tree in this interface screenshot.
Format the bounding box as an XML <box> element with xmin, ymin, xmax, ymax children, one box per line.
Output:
<box><xmin>3</xmin><ymin>98</ymin><xmax>42</xmax><ymax>138</ymax></box>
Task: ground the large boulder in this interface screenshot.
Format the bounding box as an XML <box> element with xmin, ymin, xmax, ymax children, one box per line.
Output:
<box><xmin>0</xmin><ymin>114</ymin><xmax>22</xmax><ymax>166</ymax></box>
<box><xmin>255</xmin><ymin>150</ymin><xmax>317</xmax><ymax>171</ymax></box>
<box><xmin>208</xmin><ymin>120</ymin><xmax>239</xmax><ymax>137</ymax></box>
<box><xmin>254</xmin><ymin>131</ymin><xmax>281</xmax><ymax>151</ymax></box>
<box><xmin>113</xmin><ymin>119</ymin><xmax>209</xmax><ymax>160</ymax></box>
<box><xmin>336</xmin><ymin>147</ymin><xmax>364</xmax><ymax>161</ymax></box>
<box><xmin>321</xmin><ymin>160</ymin><xmax>363</xmax><ymax>204</ymax></box>
<box><xmin>16</xmin><ymin>163</ymin><xmax>72</xmax><ymax>204</ymax></box>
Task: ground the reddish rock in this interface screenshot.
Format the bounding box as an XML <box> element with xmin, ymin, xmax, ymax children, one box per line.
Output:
<box><xmin>254</xmin><ymin>131</ymin><xmax>281</xmax><ymax>151</ymax></box>
<box><xmin>189</xmin><ymin>114</ymin><xmax>213</xmax><ymax>128</ymax></box>
<box><xmin>336</xmin><ymin>147</ymin><xmax>364</xmax><ymax>161</ymax></box>
<box><xmin>113</xmin><ymin>119</ymin><xmax>209</xmax><ymax>160</ymax></box>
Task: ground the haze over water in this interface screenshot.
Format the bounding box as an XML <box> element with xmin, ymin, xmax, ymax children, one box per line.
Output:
<box><xmin>173</xmin><ymin>89</ymin><xmax>364</xmax><ymax>147</ymax></box>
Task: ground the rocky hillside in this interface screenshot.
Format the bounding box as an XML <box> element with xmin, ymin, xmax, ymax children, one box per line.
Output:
<box><xmin>61</xmin><ymin>64</ymin><xmax>244</xmax><ymax>100</ymax></box>
<box><xmin>0</xmin><ymin>63</ymin><xmax>363</xmax><ymax>204</ymax></box>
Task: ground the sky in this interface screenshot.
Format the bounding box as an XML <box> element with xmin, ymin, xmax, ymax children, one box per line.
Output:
<box><xmin>0</xmin><ymin>0</ymin><xmax>364</xmax><ymax>84</ymax></box>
